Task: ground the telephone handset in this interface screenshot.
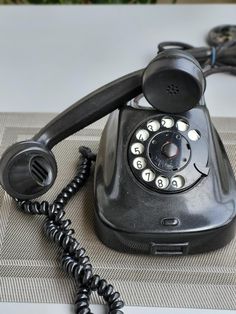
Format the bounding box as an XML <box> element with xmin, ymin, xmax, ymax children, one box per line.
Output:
<box><xmin>0</xmin><ymin>47</ymin><xmax>236</xmax><ymax>313</ymax></box>
<box><xmin>0</xmin><ymin>50</ymin><xmax>205</xmax><ymax>200</ymax></box>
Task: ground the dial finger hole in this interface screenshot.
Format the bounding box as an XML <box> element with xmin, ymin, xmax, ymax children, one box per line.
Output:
<box><xmin>171</xmin><ymin>175</ymin><xmax>185</xmax><ymax>189</ymax></box>
<box><xmin>188</xmin><ymin>129</ymin><xmax>201</xmax><ymax>141</ymax></box>
<box><xmin>131</xmin><ymin>143</ymin><xmax>145</xmax><ymax>155</ymax></box>
<box><xmin>176</xmin><ymin>119</ymin><xmax>189</xmax><ymax>132</ymax></box>
<box><xmin>161</xmin><ymin>116</ymin><xmax>174</xmax><ymax>129</ymax></box>
<box><xmin>155</xmin><ymin>175</ymin><xmax>169</xmax><ymax>189</ymax></box>
<box><xmin>142</xmin><ymin>169</ymin><xmax>155</xmax><ymax>182</ymax></box>
<box><xmin>147</xmin><ymin>120</ymin><xmax>160</xmax><ymax>132</ymax></box>
<box><xmin>133</xmin><ymin>157</ymin><xmax>146</xmax><ymax>170</ymax></box>
<box><xmin>136</xmin><ymin>129</ymin><xmax>149</xmax><ymax>142</ymax></box>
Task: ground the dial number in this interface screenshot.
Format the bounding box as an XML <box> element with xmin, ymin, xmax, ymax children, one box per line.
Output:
<box><xmin>136</xmin><ymin>129</ymin><xmax>149</xmax><ymax>142</ymax></box>
<box><xmin>147</xmin><ymin>120</ymin><xmax>160</xmax><ymax>132</ymax></box>
<box><xmin>155</xmin><ymin>176</ymin><xmax>169</xmax><ymax>189</ymax></box>
<box><xmin>133</xmin><ymin>157</ymin><xmax>146</xmax><ymax>170</ymax></box>
<box><xmin>142</xmin><ymin>169</ymin><xmax>155</xmax><ymax>182</ymax></box>
<box><xmin>161</xmin><ymin>116</ymin><xmax>174</xmax><ymax>129</ymax></box>
<box><xmin>171</xmin><ymin>175</ymin><xmax>185</xmax><ymax>189</ymax></box>
<box><xmin>188</xmin><ymin>129</ymin><xmax>201</xmax><ymax>141</ymax></box>
<box><xmin>131</xmin><ymin>143</ymin><xmax>144</xmax><ymax>155</ymax></box>
<box><xmin>176</xmin><ymin>119</ymin><xmax>189</xmax><ymax>132</ymax></box>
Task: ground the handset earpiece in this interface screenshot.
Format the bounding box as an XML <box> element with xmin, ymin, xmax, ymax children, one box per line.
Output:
<box><xmin>142</xmin><ymin>49</ymin><xmax>206</xmax><ymax>113</ymax></box>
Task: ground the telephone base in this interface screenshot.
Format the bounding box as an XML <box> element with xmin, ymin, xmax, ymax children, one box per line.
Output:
<box><xmin>94</xmin><ymin>210</ymin><xmax>236</xmax><ymax>255</ymax></box>
<box><xmin>94</xmin><ymin>105</ymin><xmax>236</xmax><ymax>255</ymax></box>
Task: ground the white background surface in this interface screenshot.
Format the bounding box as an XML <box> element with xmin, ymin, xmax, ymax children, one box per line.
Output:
<box><xmin>0</xmin><ymin>5</ymin><xmax>236</xmax><ymax>314</ymax></box>
<box><xmin>0</xmin><ymin>5</ymin><xmax>236</xmax><ymax>116</ymax></box>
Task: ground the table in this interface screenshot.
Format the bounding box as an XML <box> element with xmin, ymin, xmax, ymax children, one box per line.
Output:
<box><xmin>0</xmin><ymin>5</ymin><xmax>236</xmax><ymax>314</ymax></box>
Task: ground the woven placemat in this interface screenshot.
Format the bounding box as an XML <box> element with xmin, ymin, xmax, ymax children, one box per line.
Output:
<box><xmin>0</xmin><ymin>112</ymin><xmax>236</xmax><ymax>309</ymax></box>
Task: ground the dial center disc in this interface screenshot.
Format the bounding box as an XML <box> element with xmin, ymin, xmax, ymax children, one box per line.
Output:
<box><xmin>161</xmin><ymin>142</ymin><xmax>179</xmax><ymax>158</ymax></box>
<box><xmin>148</xmin><ymin>131</ymin><xmax>191</xmax><ymax>172</ymax></box>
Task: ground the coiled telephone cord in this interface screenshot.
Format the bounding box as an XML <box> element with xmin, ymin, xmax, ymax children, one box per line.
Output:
<box><xmin>15</xmin><ymin>146</ymin><xmax>124</xmax><ymax>314</ymax></box>
<box><xmin>158</xmin><ymin>25</ymin><xmax>236</xmax><ymax>77</ymax></box>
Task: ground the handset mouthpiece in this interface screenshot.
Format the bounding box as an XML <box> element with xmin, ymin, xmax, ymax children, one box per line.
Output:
<box><xmin>0</xmin><ymin>140</ymin><xmax>57</xmax><ymax>200</ymax></box>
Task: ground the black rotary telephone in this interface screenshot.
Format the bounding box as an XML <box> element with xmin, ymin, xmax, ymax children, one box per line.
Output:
<box><xmin>1</xmin><ymin>26</ymin><xmax>236</xmax><ymax>314</ymax></box>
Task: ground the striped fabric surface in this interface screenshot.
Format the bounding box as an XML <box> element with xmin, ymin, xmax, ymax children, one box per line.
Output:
<box><xmin>0</xmin><ymin>112</ymin><xmax>235</xmax><ymax>309</ymax></box>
